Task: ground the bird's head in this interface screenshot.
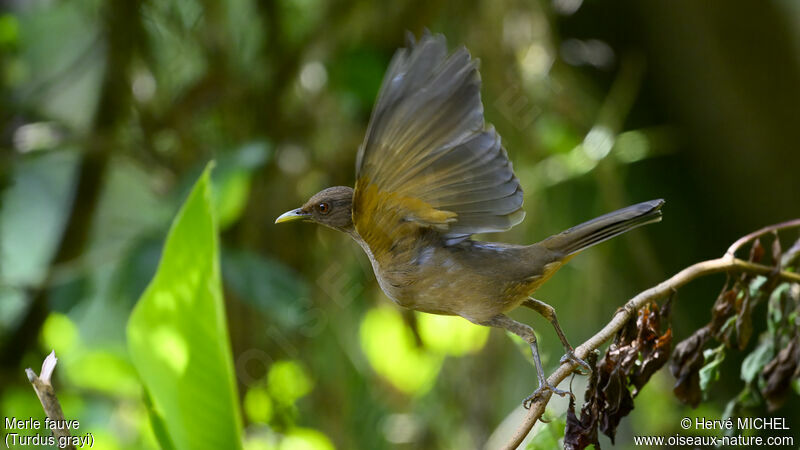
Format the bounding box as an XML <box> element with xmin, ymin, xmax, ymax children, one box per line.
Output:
<box><xmin>274</xmin><ymin>186</ymin><xmax>354</xmax><ymax>233</ymax></box>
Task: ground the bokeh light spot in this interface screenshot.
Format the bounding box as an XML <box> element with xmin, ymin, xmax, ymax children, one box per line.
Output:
<box><xmin>359</xmin><ymin>306</ymin><xmax>443</xmax><ymax>395</ymax></box>
<box><xmin>244</xmin><ymin>385</ymin><xmax>274</xmax><ymax>424</ymax></box>
<box><xmin>41</xmin><ymin>312</ymin><xmax>79</xmax><ymax>356</ymax></box>
<box><xmin>267</xmin><ymin>360</ymin><xmax>313</xmax><ymax>405</ymax></box>
<box><xmin>417</xmin><ymin>313</ymin><xmax>489</xmax><ymax>356</ymax></box>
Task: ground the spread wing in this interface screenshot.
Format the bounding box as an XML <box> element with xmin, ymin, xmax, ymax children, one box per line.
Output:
<box><xmin>353</xmin><ymin>33</ymin><xmax>524</xmax><ymax>257</ymax></box>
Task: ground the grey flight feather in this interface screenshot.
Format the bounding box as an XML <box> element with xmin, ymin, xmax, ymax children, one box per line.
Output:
<box><xmin>355</xmin><ymin>32</ymin><xmax>525</xmax><ymax>242</ymax></box>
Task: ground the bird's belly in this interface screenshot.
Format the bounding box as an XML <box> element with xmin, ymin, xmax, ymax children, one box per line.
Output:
<box><xmin>376</xmin><ymin>264</ymin><xmax>537</xmax><ymax>323</ymax></box>
<box><xmin>365</xmin><ymin>239</ymin><xmax>561</xmax><ymax>323</ymax></box>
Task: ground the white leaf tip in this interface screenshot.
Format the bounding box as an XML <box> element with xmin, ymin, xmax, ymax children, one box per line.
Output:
<box><xmin>39</xmin><ymin>350</ymin><xmax>58</xmax><ymax>384</ymax></box>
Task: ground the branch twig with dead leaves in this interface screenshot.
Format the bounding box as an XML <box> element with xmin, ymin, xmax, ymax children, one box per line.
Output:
<box><xmin>503</xmin><ymin>219</ymin><xmax>800</xmax><ymax>449</ymax></box>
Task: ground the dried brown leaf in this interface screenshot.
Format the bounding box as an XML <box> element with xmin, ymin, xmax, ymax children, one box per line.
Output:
<box><xmin>750</xmin><ymin>238</ymin><xmax>765</xmax><ymax>263</ymax></box>
<box><xmin>660</xmin><ymin>295</ymin><xmax>673</xmax><ymax>323</ymax></box>
<box><xmin>596</xmin><ymin>349</ymin><xmax>635</xmax><ymax>444</ymax></box>
<box><xmin>633</xmin><ymin>328</ymin><xmax>673</xmax><ymax>396</ymax></box>
<box><xmin>593</xmin><ymin>303</ymin><xmax>672</xmax><ymax>442</ymax></box>
<box><xmin>710</xmin><ymin>289</ymin><xmax>737</xmax><ymax>336</ymax></box>
<box><xmin>761</xmin><ymin>338</ymin><xmax>800</xmax><ymax>411</ymax></box>
<box><xmin>568</xmin><ymin>302</ymin><xmax>675</xmax><ymax>446</ymax></box>
<box><xmin>631</xmin><ymin>301</ymin><xmax>673</xmax><ymax>395</ymax></box>
<box><xmin>564</xmin><ymin>353</ymin><xmax>600</xmax><ymax>450</ymax></box>
<box><xmin>771</xmin><ymin>232</ymin><xmax>782</xmax><ymax>266</ymax></box>
<box><xmin>670</xmin><ymin>327</ymin><xmax>711</xmax><ymax>407</ymax></box>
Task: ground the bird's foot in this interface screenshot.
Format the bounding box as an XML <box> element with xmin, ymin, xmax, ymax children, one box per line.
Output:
<box><xmin>559</xmin><ymin>350</ymin><xmax>591</xmax><ymax>375</ymax></box>
<box><xmin>522</xmin><ymin>381</ymin><xmax>573</xmax><ymax>409</ymax></box>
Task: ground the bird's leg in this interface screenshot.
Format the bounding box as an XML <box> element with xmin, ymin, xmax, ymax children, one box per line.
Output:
<box><xmin>481</xmin><ymin>314</ymin><xmax>572</xmax><ymax>409</ymax></box>
<box><xmin>522</xmin><ymin>298</ymin><xmax>590</xmax><ymax>375</ymax></box>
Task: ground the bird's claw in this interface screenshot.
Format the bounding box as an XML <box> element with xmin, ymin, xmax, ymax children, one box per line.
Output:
<box><xmin>559</xmin><ymin>350</ymin><xmax>591</xmax><ymax>375</ymax></box>
<box><xmin>522</xmin><ymin>382</ymin><xmax>573</xmax><ymax>409</ymax></box>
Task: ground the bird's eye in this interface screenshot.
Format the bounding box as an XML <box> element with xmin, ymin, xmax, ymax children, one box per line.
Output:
<box><xmin>317</xmin><ymin>202</ymin><xmax>330</xmax><ymax>214</ymax></box>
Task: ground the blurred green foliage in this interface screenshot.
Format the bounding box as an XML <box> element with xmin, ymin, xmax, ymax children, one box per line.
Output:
<box><xmin>1</xmin><ymin>0</ymin><xmax>799</xmax><ymax>449</ymax></box>
<box><xmin>128</xmin><ymin>165</ymin><xmax>242</xmax><ymax>450</ymax></box>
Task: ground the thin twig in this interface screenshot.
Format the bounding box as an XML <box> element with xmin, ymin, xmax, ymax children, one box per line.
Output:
<box><xmin>26</xmin><ymin>351</ymin><xmax>76</xmax><ymax>450</ymax></box>
<box><xmin>726</xmin><ymin>218</ymin><xmax>800</xmax><ymax>257</ymax></box>
<box><xmin>502</xmin><ymin>254</ymin><xmax>800</xmax><ymax>449</ymax></box>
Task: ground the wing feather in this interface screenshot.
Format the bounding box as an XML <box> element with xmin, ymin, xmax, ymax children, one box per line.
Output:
<box><xmin>353</xmin><ymin>33</ymin><xmax>524</xmax><ymax>256</ymax></box>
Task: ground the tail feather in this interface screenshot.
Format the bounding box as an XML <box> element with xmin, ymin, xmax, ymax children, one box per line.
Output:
<box><xmin>541</xmin><ymin>200</ymin><xmax>664</xmax><ymax>256</ymax></box>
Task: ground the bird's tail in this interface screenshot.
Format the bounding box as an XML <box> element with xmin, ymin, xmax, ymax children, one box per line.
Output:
<box><xmin>540</xmin><ymin>199</ymin><xmax>665</xmax><ymax>256</ymax></box>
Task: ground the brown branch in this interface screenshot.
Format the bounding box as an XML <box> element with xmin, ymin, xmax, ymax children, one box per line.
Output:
<box><xmin>726</xmin><ymin>218</ymin><xmax>800</xmax><ymax>256</ymax></box>
<box><xmin>25</xmin><ymin>351</ymin><xmax>76</xmax><ymax>450</ymax></box>
<box><xmin>503</xmin><ymin>228</ymin><xmax>800</xmax><ymax>449</ymax></box>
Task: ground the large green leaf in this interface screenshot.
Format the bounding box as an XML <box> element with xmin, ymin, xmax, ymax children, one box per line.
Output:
<box><xmin>127</xmin><ymin>163</ymin><xmax>243</xmax><ymax>450</ymax></box>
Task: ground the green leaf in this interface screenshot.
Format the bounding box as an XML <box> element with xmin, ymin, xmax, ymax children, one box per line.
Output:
<box><xmin>699</xmin><ymin>345</ymin><xmax>726</xmax><ymax>393</ymax></box>
<box><xmin>127</xmin><ymin>163</ymin><xmax>243</xmax><ymax>450</ymax></box>
<box><xmin>747</xmin><ymin>275</ymin><xmax>767</xmax><ymax>298</ymax></box>
<box><xmin>526</xmin><ymin>416</ymin><xmax>565</xmax><ymax>449</ymax></box>
<box><xmin>741</xmin><ymin>338</ymin><xmax>774</xmax><ymax>383</ymax></box>
<box><xmin>767</xmin><ymin>283</ymin><xmax>789</xmax><ymax>334</ymax></box>
<box><xmin>143</xmin><ymin>389</ymin><xmax>177</xmax><ymax>450</ymax></box>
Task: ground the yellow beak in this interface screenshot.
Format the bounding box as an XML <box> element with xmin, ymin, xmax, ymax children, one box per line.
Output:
<box><xmin>275</xmin><ymin>208</ymin><xmax>310</xmax><ymax>224</ymax></box>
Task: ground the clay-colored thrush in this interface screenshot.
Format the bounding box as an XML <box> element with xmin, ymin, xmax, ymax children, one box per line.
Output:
<box><xmin>276</xmin><ymin>33</ymin><xmax>664</xmax><ymax>406</ymax></box>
